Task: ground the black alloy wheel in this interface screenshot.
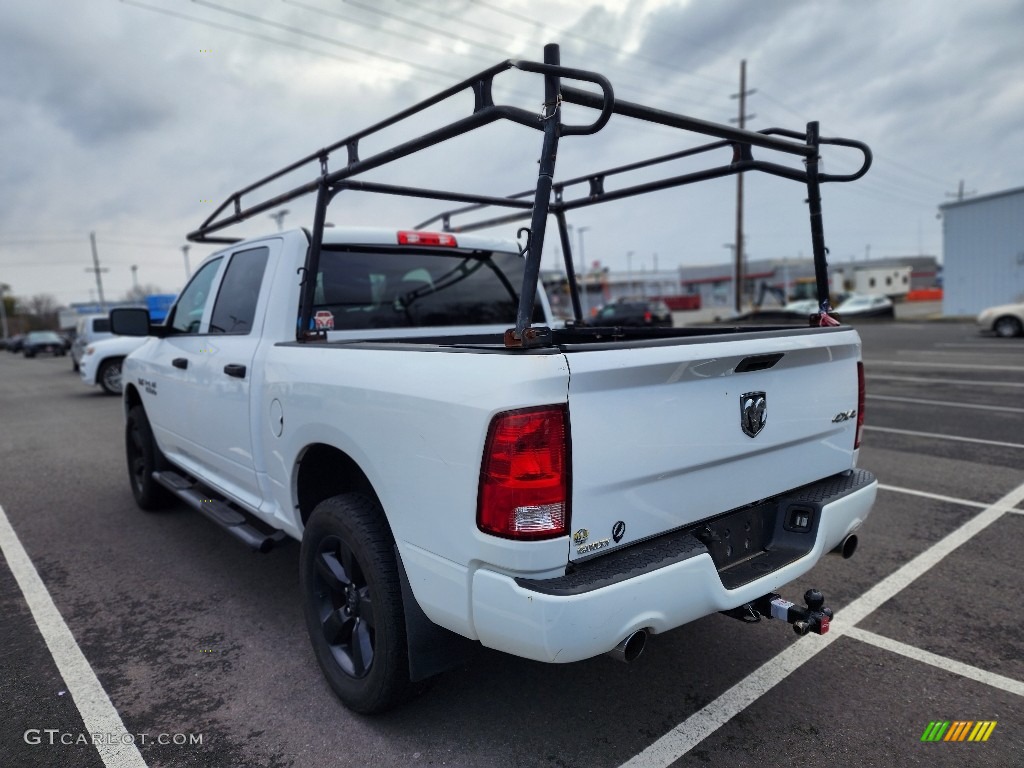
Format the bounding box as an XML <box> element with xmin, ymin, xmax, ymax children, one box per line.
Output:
<box><xmin>300</xmin><ymin>493</ymin><xmax>412</xmax><ymax>713</ymax></box>
<box><xmin>99</xmin><ymin>357</ymin><xmax>124</xmax><ymax>395</ymax></box>
<box><xmin>314</xmin><ymin>534</ymin><xmax>376</xmax><ymax>678</ymax></box>
<box><xmin>125</xmin><ymin>405</ymin><xmax>170</xmax><ymax>510</ymax></box>
<box><xmin>993</xmin><ymin>315</ymin><xmax>1022</xmax><ymax>338</ymax></box>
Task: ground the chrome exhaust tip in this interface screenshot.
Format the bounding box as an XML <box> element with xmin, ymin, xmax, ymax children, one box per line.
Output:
<box><xmin>608</xmin><ymin>630</ymin><xmax>647</xmax><ymax>663</ymax></box>
<box><xmin>831</xmin><ymin>534</ymin><xmax>858</xmax><ymax>559</ymax></box>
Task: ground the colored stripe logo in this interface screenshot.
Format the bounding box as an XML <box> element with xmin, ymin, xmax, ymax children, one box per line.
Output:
<box><xmin>921</xmin><ymin>721</ymin><xmax>996</xmax><ymax>742</ymax></box>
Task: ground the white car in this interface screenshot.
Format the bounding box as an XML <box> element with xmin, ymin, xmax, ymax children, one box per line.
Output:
<box><xmin>784</xmin><ymin>299</ymin><xmax>820</xmax><ymax>315</ymax></box>
<box><xmin>835</xmin><ymin>293</ymin><xmax>895</xmax><ymax>318</ymax></box>
<box><xmin>976</xmin><ymin>302</ymin><xmax>1024</xmax><ymax>338</ymax></box>
<box><xmin>79</xmin><ymin>335</ymin><xmax>149</xmax><ymax>395</ymax></box>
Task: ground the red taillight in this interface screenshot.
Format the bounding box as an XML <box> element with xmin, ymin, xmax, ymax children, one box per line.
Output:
<box><xmin>644</xmin><ymin>311</ymin><xmax>652</xmax><ymax>322</ymax></box>
<box><xmin>397</xmin><ymin>230</ymin><xmax>457</xmax><ymax>247</ymax></box>
<box><xmin>855</xmin><ymin>361</ymin><xmax>865</xmax><ymax>449</ymax></box>
<box><xmin>478</xmin><ymin>405</ymin><xmax>569</xmax><ymax>540</ymax></box>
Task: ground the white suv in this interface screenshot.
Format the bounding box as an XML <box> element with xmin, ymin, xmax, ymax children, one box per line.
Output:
<box><xmin>71</xmin><ymin>314</ymin><xmax>113</xmax><ymax>371</ymax></box>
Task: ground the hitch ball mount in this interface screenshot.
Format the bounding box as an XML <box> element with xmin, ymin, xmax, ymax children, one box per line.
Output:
<box><xmin>722</xmin><ymin>589</ymin><xmax>833</xmax><ymax>636</ymax></box>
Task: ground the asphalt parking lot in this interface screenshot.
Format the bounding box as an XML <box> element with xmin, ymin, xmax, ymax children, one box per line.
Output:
<box><xmin>1</xmin><ymin>320</ymin><xmax>1022</xmax><ymax>768</ymax></box>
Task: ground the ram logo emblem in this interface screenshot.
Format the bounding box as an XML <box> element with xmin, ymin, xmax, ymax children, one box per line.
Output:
<box><xmin>740</xmin><ymin>392</ymin><xmax>767</xmax><ymax>437</ymax></box>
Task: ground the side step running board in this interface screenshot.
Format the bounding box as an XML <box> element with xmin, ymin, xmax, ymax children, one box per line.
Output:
<box><xmin>153</xmin><ymin>470</ymin><xmax>288</xmax><ymax>553</ymax></box>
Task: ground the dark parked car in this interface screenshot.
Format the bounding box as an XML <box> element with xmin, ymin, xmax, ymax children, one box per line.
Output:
<box><xmin>6</xmin><ymin>334</ymin><xmax>25</xmax><ymax>353</ymax></box>
<box><xmin>595</xmin><ymin>299</ymin><xmax>673</xmax><ymax>327</ymax></box>
<box><xmin>22</xmin><ymin>331</ymin><xmax>67</xmax><ymax>358</ymax></box>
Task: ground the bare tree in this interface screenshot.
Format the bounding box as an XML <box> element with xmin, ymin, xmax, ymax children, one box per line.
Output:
<box><xmin>24</xmin><ymin>293</ymin><xmax>60</xmax><ymax>331</ymax></box>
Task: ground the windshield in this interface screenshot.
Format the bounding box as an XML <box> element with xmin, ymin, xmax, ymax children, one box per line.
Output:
<box><xmin>311</xmin><ymin>248</ymin><xmax>543</xmax><ymax>330</ymax></box>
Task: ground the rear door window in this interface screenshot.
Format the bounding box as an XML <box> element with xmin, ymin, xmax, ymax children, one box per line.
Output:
<box><xmin>210</xmin><ymin>247</ymin><xmax>270</xmax><ymax>334</ymax></box>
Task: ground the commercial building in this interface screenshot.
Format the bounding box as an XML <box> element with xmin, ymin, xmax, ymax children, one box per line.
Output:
<box><xmin>940</xmin><ymin>185</ymin><xmax>1024</xmax><ymax>316</ymax></box>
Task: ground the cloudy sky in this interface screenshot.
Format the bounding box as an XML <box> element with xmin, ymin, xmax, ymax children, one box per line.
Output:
<box><xmin>2</xmin><ymin>0</ymin><xmax>1023</xmax><ymax>307</ymax></box>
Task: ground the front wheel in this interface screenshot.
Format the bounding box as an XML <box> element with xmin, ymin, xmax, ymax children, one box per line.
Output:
<box><xmin>993</xmin><ymin>315</ymin><xmax>1023</xmax><ymax>338</ymax></box>
<box><xmin>300</xmin><ymin>493</ymin><xmax>412</xmax><ymax>713</ymax></box>
<box><xmin>125</xmin><ymin>405</ymin><xmax>171</xmax><ymax>510</ymax></box>
<box><xmin>98</xmin><ymin>357</ymin><xmax>125</xmax><ymax>395</ymax></box>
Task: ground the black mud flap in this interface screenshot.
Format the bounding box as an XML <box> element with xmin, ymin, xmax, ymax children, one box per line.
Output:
<box><xmin>395</xmin><ymin>547</ymin><xmax>478</xmax><ymax>682</ymax></box>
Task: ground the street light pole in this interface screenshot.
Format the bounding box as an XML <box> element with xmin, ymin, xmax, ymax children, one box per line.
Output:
<box><xmin>270</xmin><ymin>209</ymin><xmax>290</xmax><ymax>231</ymax></box>
<box><xmin>182</xmin><ymin>245</ymin><xmax>191</xmax><ymax>279</ymax></box>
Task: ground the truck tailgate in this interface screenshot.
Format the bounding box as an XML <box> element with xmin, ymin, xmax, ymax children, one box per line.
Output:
<box><xmin>564</xmin><ymin>328</ymin><xmax>862</xmax><ymax>560</ymax></box>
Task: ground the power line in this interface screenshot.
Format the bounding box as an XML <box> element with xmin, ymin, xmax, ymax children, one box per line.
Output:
<box><xmin>467</xmin><ymin>0</ymin><xmax>728</xmax><ymax>86</ymax></box>
<box><xmin>278</xmin><ymin>0</ymin><xmax>538</xmax><ymax>103</ymax></box>
<box><xmin>191</xmin><ymin>0</ymin><xmax>467</xmax><ymax>82</ymax></box>
<box><xmin>395</xmin><ymin>0</ymin><xmax>726</xmax><ymax>110</ymax></box>
<box><xmin>119</xmin><ymin>0</ymin><xmax>437</xmax><ymax>85</ymax></box>
<box><xmin>289</xmin><ymin>0</ymin><xmax>504</xmax><ymax>63</ymax></box>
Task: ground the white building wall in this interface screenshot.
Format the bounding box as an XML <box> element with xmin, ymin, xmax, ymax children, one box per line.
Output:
<box><xmin>942</xmin><ymin>187</ymin><xmax>1024</xmax><ymax>316</ymax></box>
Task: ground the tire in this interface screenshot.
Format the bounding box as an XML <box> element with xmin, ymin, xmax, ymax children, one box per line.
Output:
<box><xmin>300</xmin><ymin>493</ymin><xmax>412</xmax><ymax>714</ymax></box>
<box><xmin>98</xmin><ymin>357</ymin><xmax>125</xmax><ymax>395</ymax></box>
<box><xmin>993</xmin><ymin>315</ymin><xmax>1023</xmax><ymax>338</ymax></box>
<box><xmin>125</xmin><ymin>405</ymin><xmax>171</xmax><ymax>510</ymax></box>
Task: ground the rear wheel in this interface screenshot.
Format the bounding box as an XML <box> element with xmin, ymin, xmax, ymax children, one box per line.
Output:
<box><xmin>300</xmin><ymin>493</ymin><xmax>412</xmax><ymax>713</ymax></box>
<box><xmin>993</xmin><ymin>315</ymin><xmax>1023</xmax><ymax>338</ymax></box>
<box><xmin>125</xmin><ymin>405</ymin><xmax>171</xmax><ymax>510</ymax></box>
<box><xmin>99</xmin><ymin>357</ymin><xmax>125</xmax><ymax>395</ymax></box>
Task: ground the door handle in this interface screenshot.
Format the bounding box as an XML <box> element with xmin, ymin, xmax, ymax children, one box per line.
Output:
<box><xmin>224</xmin><ymin>363</ymin><xmax>247</xmax><ymax>378</ymax></box>
<box><xmin>172</xmin><ymin>357</ymin><xmax>188</xmax><ymax>370</ymax></box>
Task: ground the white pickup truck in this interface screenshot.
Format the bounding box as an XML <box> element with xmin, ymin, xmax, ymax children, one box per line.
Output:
<box><xmin>111</xmin><ymin>45</ymin><xmax>877</xmax><ymax>713</ymax></box>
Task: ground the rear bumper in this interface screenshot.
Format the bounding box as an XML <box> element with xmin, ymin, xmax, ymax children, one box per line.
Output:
<box><xmin>470</xmin><ymin>469</ymin><xmax>876</xmax><ymax>663</ymax></box>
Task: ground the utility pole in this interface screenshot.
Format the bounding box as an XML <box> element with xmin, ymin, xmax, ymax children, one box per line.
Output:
<box><xmin>131</xmin><ymin>265</ymin><xmax>139</xmax><ymax>292</ymax></box>
<box><xmin>86</xmin><ymin>232</ymin><xmax>109</xmax><ymax>310</ymax></box>
<box><xmin>730</xmin><ymin>59</ymin><xmax>755</xmax><ymax>313</ymax></box>
<box><xmin>182</xmin><ymin>245</ymin><xmax>191</xmax><ymax>278</ymax></box>
<box><xmin>0</xmin><ymin>283</ymin><xmax>9</xmax><ymax>340</ymax></box>
<box><xmin>946</xmin><ymin>180</ymin><xmax>975</xmax><ymax>202</ymax></box>
<box><xmin>577</xmin><ymin>226</ymin><xmax>590</xmax><ymax>316</ymax></box>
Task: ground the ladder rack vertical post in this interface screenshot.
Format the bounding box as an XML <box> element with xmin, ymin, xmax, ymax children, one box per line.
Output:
<box><xmin>512</xmin><ymin>43</ymin><xmax>562</xmax><ymax>342</ymax></box>
<box><xmin>805</xmin><ymin>122</ymin><xmax>831</xmax><ymax>312</ymax></box>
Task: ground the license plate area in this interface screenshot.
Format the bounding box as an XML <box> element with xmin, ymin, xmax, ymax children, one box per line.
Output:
<box><xmin>695</xmin><ymin>502</ymin><xmax>772</xmax><ymax>571</ymax></box>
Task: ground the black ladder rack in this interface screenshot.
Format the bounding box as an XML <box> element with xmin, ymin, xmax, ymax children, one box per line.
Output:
<box><xmin>188</xmin><ymin>43</ymin><xmax>871</xmax><ymax>347</ymax></box>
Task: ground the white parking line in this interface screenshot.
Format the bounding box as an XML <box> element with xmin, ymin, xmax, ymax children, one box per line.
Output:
<box><xmin>0</xmin><ymin>504</ymin><xmax>147</xmax><ymax>768</ymax></box>
<box><xmin>935</xmin><ymin>342</ymin><xmax>1024</xmax><ymax>350</ymax></box>
<box><xmin>868</xmin><ymin>374</ymin><xmax>1024</xmax><ymax>388</ymax></box>
<box><xmin>618</xmin><ymin>480</ymin><xmax>1024</xmax><ymax>768</ymax></box>
<box><xmin>865</xmin><ymin>425</ymin><xmax>1024</xmax><ymax>451</ymax></box>
<box><xmin>866</xmin><ymin>360</ymin><xmax>1024</xmax><ymax>372</ymax></box>
<box><xmin>845</xmin><ymin>627</ymin><xmax>1024</xmax><ymax>698</ymax></box>
<box><xmin>880</xmin><ymin>483</ymin><xmax>1024</xmax><ymax>517</ymax></box>
<box><xmin>867</xmin><ymin>394</ymin><xmax>1024</xmax><ymax>414</ymax></box>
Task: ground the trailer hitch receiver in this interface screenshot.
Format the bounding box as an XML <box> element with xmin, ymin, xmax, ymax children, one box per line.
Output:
<box><xmin>722</xmin><ymin>589</ymin><xmax>833</xmax><ymax>636</ymax></box>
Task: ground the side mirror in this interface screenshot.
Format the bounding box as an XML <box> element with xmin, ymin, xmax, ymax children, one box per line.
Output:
<box><xmin>110</xmin><ymin>307</ymin><xmax>159</xmax><ymax>337</ymax></box>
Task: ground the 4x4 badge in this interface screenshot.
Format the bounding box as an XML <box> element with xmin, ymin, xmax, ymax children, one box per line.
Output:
<box><xmin>740</xmin><ymin>392</ymin><xmax>767</xmax><ymax>437</ymax></box>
